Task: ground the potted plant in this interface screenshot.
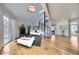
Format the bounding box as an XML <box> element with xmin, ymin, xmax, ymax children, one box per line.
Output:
<box><xmin>27</xmin><ymin>25</ymin><xmax>31</xmax><ymax>35</ymax></box>
<box><xmin>62</xmin><ymin>30</ymin><xmax>65</xmax><ymax>36</ymax></box>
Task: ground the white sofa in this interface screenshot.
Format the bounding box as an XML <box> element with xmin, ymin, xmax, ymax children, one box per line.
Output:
<box><xmin>30</xmin><ymin>30</ymin><xmax>41</xmax><ymax>35</ymax></box>
<box><xmin>17</xmin><ymin>36</ymin><xmax>35</xmax><ymax>47</ymax></box>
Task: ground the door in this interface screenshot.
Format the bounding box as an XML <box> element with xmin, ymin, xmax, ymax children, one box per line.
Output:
<box><xmin>70</xmin><ymin>21</ymin><xmax>79</xmax><ymax>49</ymax></box>
<box><xmin>70</xmin><ymin>21</ymin><xmax>78</xmax><ymax>36</ymax></box>
<box><xmin>3</xmin><ymin>16</ymin><xmax>11</xmax><ymax>44</ymax></box>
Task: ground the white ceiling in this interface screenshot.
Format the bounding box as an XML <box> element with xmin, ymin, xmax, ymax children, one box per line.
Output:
<box><xmin>2</xmin><ymin>3</ymin><xmax>44</xmax><ymax>20</ymax></box>
<box><xmin>47</xmin><ymin>3</ymin><xmax>79</xmax><ymax>22</ymax></box>
<box><xmin>2</xmin><ymin>3</ymin><xmax>79</xmax><ymax>24</ymax></box>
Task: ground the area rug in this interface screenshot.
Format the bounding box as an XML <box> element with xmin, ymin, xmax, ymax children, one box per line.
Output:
<box><xmin>33</xmin><ymin>35</ymin><xmax>42</xmax><ymax>46</ymax></box>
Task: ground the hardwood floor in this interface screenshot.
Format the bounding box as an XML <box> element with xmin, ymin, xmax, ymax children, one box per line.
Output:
<box><xmin>0</xmin><ymin>35</ymin><xmax>79</xmax><ymax>55</ymax></box>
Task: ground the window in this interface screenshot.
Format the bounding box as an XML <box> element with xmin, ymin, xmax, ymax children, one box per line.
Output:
<box><xmin>3</xmin><ymin>16</ymin><xmax>11</xmax><ymax>44</ymax></box>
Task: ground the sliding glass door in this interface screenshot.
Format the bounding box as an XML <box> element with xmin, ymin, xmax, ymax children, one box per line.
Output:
<box><xmin>69</xmin><ymin>20</ymin><xmax>79</xmax><ymax>50</ymax></box>
<box><xmin>3</xmin><ymin>16</ymin><xmax>11</xmax><ymax>44</ymax></box>
<box><xmin>70</xmin><ymin>21</ymin><xmax>78</xmax><ymax>36</ymax></box>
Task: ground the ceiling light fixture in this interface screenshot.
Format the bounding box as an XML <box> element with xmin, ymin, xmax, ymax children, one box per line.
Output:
<box><xmin>27</xmin><ymin>4</ymin><xmax>36</xmax><ymax>13</ymax></box>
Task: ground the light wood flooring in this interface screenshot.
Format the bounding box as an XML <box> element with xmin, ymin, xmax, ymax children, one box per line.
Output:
<box><xmin>0</xmin><ymin>35</ymin><xmax>79</xmax><ymax>55</ymax></box>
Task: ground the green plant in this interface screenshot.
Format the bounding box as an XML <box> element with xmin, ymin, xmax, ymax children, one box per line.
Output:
<box><xmin>27</xmin><ymin>25</ymin><xmax>31</xmax><ymax>35</ymax></box>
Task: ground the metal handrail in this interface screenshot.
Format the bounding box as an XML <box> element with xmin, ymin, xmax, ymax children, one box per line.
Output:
<box><xmin>39</xmin><ymin>20</ymin><xmax>51</xmax><ymax>36</ymax></box>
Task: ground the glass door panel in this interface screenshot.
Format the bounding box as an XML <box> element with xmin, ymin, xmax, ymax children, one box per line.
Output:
<box><xmin>3</xmin><ymin>16</ymin><xmax>11</xmax><ymax>44</ymax></box>
<box><xmin>70</xmin><ymin>21</ymin><xmax>78</xmax><ymax>36</ymax></box>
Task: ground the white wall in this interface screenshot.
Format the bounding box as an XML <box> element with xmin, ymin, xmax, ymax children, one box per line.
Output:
<box><xmin>0</xmin><ymin>6</ymin><xmax>4</xmax><ymax>47</ymax></box>
<box><xmin>55</xmin><ymin>20</ymin><xmax>69</xmax><ymax>36</ymax></box>
<box><xmin>15</xmin><ymin>18</ymin><xmax>43</xmax><ymax>37</ymax></box>
<box><xmin>11</xmin><ymin>19</ymin><xmax>16</xmax><ymax>40</ymax></box>
<box><xmin>0</xmin><ymin>13</ymin><xmax>4</xmax><ymax>47</ymax></box>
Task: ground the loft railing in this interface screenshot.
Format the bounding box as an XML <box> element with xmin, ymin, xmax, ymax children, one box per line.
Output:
<box><xmin>39</xmin><ymin>19</ymin><xmax>51</xmax><ymax>37</ymax></box>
